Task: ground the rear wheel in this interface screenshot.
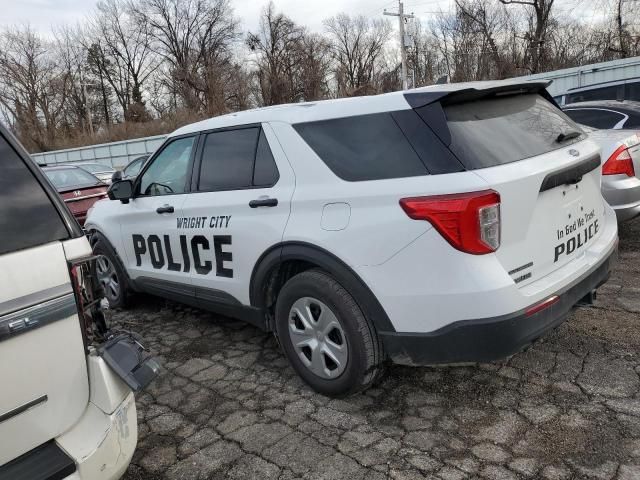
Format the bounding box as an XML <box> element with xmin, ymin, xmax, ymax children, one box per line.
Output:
<box><xmin>275</xmin><ymin>269</ymin><xmax>383</xmax><ymax>397</ymax></box>
<box><xmin>92</xmin><ymin>234</ymin><xmax>131</xmax><ymax>309</ymax></box>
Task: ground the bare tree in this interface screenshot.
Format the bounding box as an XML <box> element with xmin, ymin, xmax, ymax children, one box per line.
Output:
<box><xmin>247</xmin><ymin>2</ymin><xmax>305</xmax><ymax>105</ymax></box>
<box><xmin>499</xmin><ymin>0</ymin><xmax>555</xmax><ymax>74</ymax></box>
<box><xmin>0</xmin><ymin>27</ymin><xmax>69</xmax><ymax>151</ymax></box>
<box><xmin>132</xmin><ymin>0</ymin><xmax>239</xmax><ymax>115</ymax></box>
<box><xmin>91</xmin><ymin>0</ymin><xmax>157</xmax><ymax>121</ymax></box>
<box><xmin>247</xmin><ymin>2</ymin><xmax>330</xmax><ymax>105</ymax></box>
<box><xmin>324</xmin><ymin>14</ymin><xmax>392</xmax><ymax>96</ymax></box>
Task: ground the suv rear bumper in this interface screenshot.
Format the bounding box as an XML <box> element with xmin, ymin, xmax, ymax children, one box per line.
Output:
<box><xmin>380</xmin><ymin>247</ymin><xmax>616</xmax><ymax>365</ymax></box>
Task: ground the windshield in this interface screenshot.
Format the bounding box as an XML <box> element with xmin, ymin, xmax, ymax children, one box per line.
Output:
<box><xmin>45</xmin><ymin>167</ymin><xmax>102</xmax><ymax>189</ymax></box>
<box><xmin>79</xmin><ymin>163</ymin><xmax>112</xmax><ymax>173</ymax></box>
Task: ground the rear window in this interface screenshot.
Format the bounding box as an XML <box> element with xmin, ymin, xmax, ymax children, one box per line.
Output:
<box><xmin>0</xmin><ymin>135</ymin><xmax>69</xmax><ymax>255</ymax></box>
<box><xmin>44</xmin><ymin>167</ymin><xmax>102</xmax><ymax>189</ymax></box>
<box><xmin>442</xmin><ymin>94</ymin><xmax>584</xmax><ymax>170</ymax></box>
<box><xmin>567</xmin><ymin>85</ymin><xmax>621</xmax><ymax>103</ymax></box>
<box><xmin>563</xmin><ymin>108</ymin><xmax>626</xmax><ymax>129</ymax></box>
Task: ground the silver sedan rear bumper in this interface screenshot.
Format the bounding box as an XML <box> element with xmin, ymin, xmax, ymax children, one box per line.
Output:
<box><xmin>602</xmin><ymin>175</ymin><xmax>640</xmax><ymax>222</ymax></box>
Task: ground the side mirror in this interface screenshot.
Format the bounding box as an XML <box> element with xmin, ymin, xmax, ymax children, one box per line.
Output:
<box><xmin>112</xmin><ymin>170</ymin><xmax>123</xmax><ymax>182</ymax></box>
<box><xmin>108</xmin><ymin>180</ymin><xmax>133</xmax><ymax>204</ymax></box>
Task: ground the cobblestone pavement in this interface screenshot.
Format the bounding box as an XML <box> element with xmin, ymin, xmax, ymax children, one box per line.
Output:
<box><xmin>118</xmin><ymin>218</ymin><xmax>640</xmax><ymax>480</ymax></box>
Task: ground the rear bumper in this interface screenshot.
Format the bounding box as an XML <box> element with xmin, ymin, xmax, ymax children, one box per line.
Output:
<box><xmin>381</xmin><ymin>247</ymin><xmax>617</xmax><ymax>365</ymax></box>
<box><xmin>602</xmin><ymin>176</ymin><xmax>640</xmax><ymax>221</ymax></box>
<box><xmin>59</xmin><ymin>392</ymin><xmax>137</xmax><ymax>480</ymax></box>
<box><xmin>611</xmin><ymin>201</ymin><xmax>640</xmax><ymax>222</ymax></box>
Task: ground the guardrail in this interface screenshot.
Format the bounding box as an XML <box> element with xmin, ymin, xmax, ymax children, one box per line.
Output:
<box><xmin>30</xmin><ymin>134</ymin><xmax>167</xmax><ymax>169</ymax></box>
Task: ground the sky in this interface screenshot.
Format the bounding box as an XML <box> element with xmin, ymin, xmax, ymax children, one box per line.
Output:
<box><xmin>0</xmin><ymin>0</ymin><xmax>608</xmax><ymax>38</ymax></box>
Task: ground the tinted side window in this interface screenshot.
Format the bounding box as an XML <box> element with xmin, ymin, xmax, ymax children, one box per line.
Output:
<box><xmin>253</xmin><ymin>130</ymin><xmax>279</xmax><ymax>187</ymax></box>
<box><xmin>626</xmin><ymin>81</ymin><xmax>640</xmax><ymax>101</ymax></box>
<box><xmin>567</xmin><ymin>85</ymin><xmax>621</xmax><ymax>103</ymax></box>
<box><xmin>294</xmin><ymin>113</ymin><xmax>428</xmax><ymax>181</ymax></box>
<box><xmin>198</xmin><ymin>128</ymin><xmax>259</xmax><ymax>191</ymax></box>
<box><xmin>624</xmin><ymin>113</ymin><xmax>640</xmax><ymax>129</ymax></box>
<box><xmin>564</xmin><ymin>109</ymin><xmax>626</xmax><ymax>129</ymax></box>
<box><xmin>0</xmin><ymin>135</ymin><xmax>68</xmax><ymax>255</ymax></box>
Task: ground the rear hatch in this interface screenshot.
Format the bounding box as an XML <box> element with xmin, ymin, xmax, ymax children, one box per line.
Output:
<box><xmin>409</xmin><ymin>87</ymin><xmax>606</xmax><ymax>287</ymax></box>
<box><xmin>0</xmin><ymin>139</ymin><xmax>90</xmax><ymax>466</ymax></box>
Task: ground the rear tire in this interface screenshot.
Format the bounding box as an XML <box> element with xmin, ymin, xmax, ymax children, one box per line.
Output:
<box><xmin>275</xmin><ymin>269</ymin><xmax>383</xmax><ymax>397</ymax></box>
<box><xmin>92</xmin><ymin>233</ymin><xmax>131</xmax><ymax>309</ymax></box>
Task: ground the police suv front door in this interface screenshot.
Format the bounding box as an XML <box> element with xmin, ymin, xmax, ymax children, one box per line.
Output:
<box><xmin>119</xmin><ymin>135</ymin><xmax>197</xmax><ymax>291</ymax></box>
<box><xmin>180</xmin><ymin>124</ymin><xmax>294</xmax><ymax>309</ymax></box>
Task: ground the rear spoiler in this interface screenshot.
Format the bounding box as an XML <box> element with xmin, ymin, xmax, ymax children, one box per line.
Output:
<box><xmin>404</xmin><ymin>81</ymin><xmax>555</xmax><ymax>109</ymax></box>
<box><xmin>403</xmin><ymin>81</ymin><xmax>557</xmax><ymax>148</ymax></box>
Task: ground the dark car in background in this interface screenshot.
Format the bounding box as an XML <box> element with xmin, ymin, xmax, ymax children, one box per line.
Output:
<box><xmin>562</xmin><ymin>101</ymin><xmax>640</xmax><ymax>130</ymax></box>
<box><xmin>42</xmin><ymin>165</ymin><xmax>108</xmax><ymax>225</ymax></box>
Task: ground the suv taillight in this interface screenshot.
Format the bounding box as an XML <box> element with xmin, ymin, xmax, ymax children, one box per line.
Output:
<box><xmin>69</xmin><ymin>258</ymin><xmax>108</xmax><ymax>347</ymax></box>
<box><xmin>603</xmin><ymin>145</ymin><xmax>635</xmax><ymax>177</ymax></box>
<box><xmin>400</xmin><ymin>190</ymin><xmax>501</xmax><ymax>254</ymax></box>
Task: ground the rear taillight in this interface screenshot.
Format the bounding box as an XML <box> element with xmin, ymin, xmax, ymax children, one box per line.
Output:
<box><xmin>603</xmin><ymin>145</ymin><xmax>635</xmax><ymax>177</ymax></box>
<box><xmin>400</xmin><ymin>190</ymin><xmax>501</xmax><ymax>254</ymax></box>
<box><xmin>69</xmin><ymin>259</ymin><xmax>108</xmax><ymax>347</ymax></box>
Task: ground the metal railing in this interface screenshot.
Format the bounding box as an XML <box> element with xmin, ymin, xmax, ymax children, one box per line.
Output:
<box><xmin>31</xmin><ymin>134</ymin><xmax>167</xmax><ymax>169</ymax></box>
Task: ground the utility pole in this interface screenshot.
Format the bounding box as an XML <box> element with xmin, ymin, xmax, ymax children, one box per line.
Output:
<box><xmin>384</xmin><ymin>1</ymin><xmax>414</xmax><ymax>90</ymax></box>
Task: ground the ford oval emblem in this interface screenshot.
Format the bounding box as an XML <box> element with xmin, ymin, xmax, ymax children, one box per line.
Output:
<box><xmin>569</xmin><ymin>149</ymin><xmax>580</xmax><ymax>157</ymax></box>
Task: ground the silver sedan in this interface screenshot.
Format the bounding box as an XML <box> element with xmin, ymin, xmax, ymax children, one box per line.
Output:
<box><xmin>585</xmin><ymin>128</ymin><xmax>640</xmax><ymax>221</ymax></box>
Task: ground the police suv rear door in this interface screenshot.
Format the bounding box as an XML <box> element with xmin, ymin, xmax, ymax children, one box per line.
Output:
<box><xmin>0</xmin><ymin>128</ymin><xmax>89</xmax><ymax>466</ymax></box>
<box><xmin>180</xmin><ymin>124</ymin><xmax>294</xmax><ymax>316</ymax></box>
<box><xmin>118</xmin><ymin>135</ymin><xmax>198</xmax><ymax>291</ymax></box>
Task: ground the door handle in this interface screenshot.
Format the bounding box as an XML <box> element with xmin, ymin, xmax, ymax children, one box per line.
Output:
<box><xmin>249</xmin><ymin>198</ymin><xmax>278</xmax><ymax>208</ymax></box>
<box><xmin>156</xmin><ymin>205</ymin><xmax>175</xmax><ymax>214</ymax></box>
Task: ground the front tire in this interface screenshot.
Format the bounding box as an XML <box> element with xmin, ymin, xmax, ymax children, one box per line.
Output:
<box><xmin>92</xmin><ymin>234</ymin><xmax>131</xmax><ymax>309</ymax></box>
<box><xmin>275</xmin><ymin>269</ymin><xmax>383</xmax><ymax>397</ymax></box>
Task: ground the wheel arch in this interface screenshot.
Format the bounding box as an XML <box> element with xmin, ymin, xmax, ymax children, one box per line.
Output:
<box><xmin>250</xmin><ymin>241</ymin><xmax>396</xmax><ymax>334</ymax></box>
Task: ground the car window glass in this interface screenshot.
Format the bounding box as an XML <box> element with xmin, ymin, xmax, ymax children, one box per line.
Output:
<box><xmin>198</xmin><ymin>128</ymin><xmax>259</xmax><ymax>191</ymax></box>
<box><xmin>0</xmin><ymin>135</ymin><xmax>68</xmax><ymax>254</ymax></box>
<box><xmin>442</xmin><ymin>94</ymin><xmax>584</xmax><ymax>169</ymax></box>
<box><xmin>294</xmin><ymin>113</ymin><xmax>428</xmax><ymax>181</ymax></box>
<box><xmin>567</xmin><ymin>85</ymin><xmax>621</xmax><ymax>103</ymax></box>
<box><xmin>253</xmin><ymin>130</ymin><xmax>279</xmax><ymax>187</ymax></box>
<box><xmin>564</xmin><ymin>109</ymin><xmax>626</xmax><ymax>129</ymax></box>
<box><xmin>124</xmin><ymin>158</ymin><xmax>142</xmax><ymax>177</ymax></box>
<box><xmin>626</xmin><ymin>82</ymin><xmax>640</xmax><ymax>101</ymax></box>
<box><xmin>45</xmin><ymin>168</ymin><xmax>101</xmax><ymax>189</ymax></box>
<box><xmin>139</xmin><ymin>137</ymin><xmax>195</xmax><ymax>196</ymax></box>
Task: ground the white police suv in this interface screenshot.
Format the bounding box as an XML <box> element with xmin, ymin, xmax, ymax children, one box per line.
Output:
<box><xmin>86</xmin><ymin>80</ymin><xmax>618</xmax><ymax>396</ymax></box>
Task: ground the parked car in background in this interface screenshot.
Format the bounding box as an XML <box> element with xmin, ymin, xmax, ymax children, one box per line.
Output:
<box><xmin>563</xmin><ymin>101</ymin><xmax>640</xmax><ymax>129</ymax></box>
<box><xmin>112</xmin><ymin>155</ymin><xmax>149</xmax><ymax>183</ymax></box>
<box><xmin>42</xmin><ymin>165</ymin><xmax>108</xmax><ymax>226</ymax></box>
<box><xmin>87</xmin><ymin>80</ymin><xmax>617</xmax><ymax>396</ymax></box>
<box><xmin>0</xmin><ymin>122</ymin><xmax>157</xmax><ymax>479</ymax></box>
<box><xmin>68</xmin><ymin>162</ymin><xmax>117</xmax><ymax>184</ymax></box>
<box><xmin>553</xmin><ymin>77</ymin><xmax>640</xmax><ymax>106</ymax></box>
<box><xmin>583</xmin><ymin>128</ymin><xmax>640</xmax><ymax>221</ymax></box>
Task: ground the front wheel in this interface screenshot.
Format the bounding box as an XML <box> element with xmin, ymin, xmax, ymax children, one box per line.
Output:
<box><xmin>92</xmin><ymin>235</ymin><xmax>131</xmax><ymax>309</ymax></box>
<box><xmin>275</xmin><ymin>269</ymin><xmax>383</xmax><ymax>397</ymax></box>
